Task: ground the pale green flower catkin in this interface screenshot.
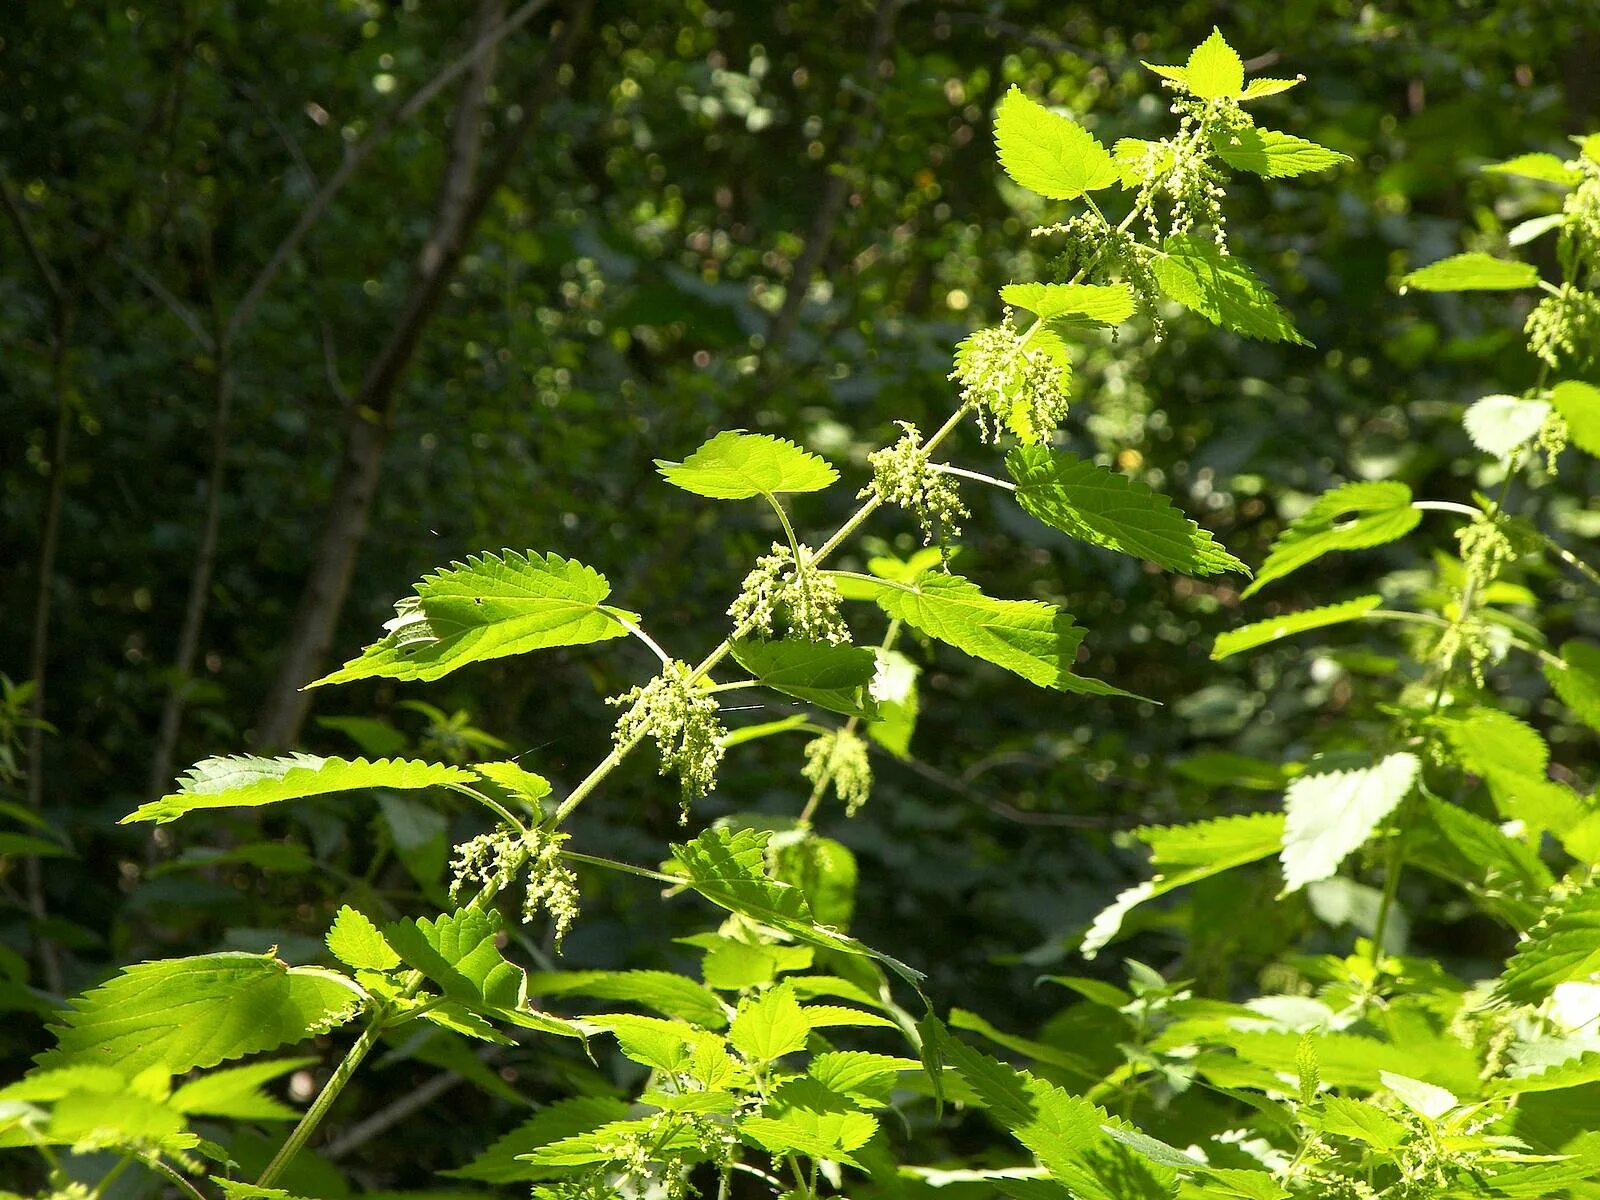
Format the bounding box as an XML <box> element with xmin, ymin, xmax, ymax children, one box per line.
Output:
<box><xmin>449</xmin><ymin>825</ymin><xmax>580</xmax><ymax>950</ymax></box>
<box><xmin>1525</xmin><ymin>284</ymin><xmax>1600</xmax><ymax>371</ymax></box>
<box><xmin>861</xmin><ymin>421</ymin><xmax>968</xmax><ymax>559</ymax></box>
<box><xmin>951</xmin><ymin>315</ymin><xmax>1069</xmax><ymax>444</ymax></box>
<box><xmin>608</xmin><ymin>660</ymin><xmax>726</xmax><ymax>816</ymax></box>
<box><xmin>802</xmin><ymin>728</ymin><xmax>873</xmax><ymax>816</ymax></box>
<box><xmin>728</xmin><ymin>541</ymin><xmax>850</xmax><ymax>644</ymax></box>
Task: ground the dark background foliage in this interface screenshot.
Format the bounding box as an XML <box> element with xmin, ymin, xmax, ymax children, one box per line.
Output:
<box><xmin>4</xmin><ymin>0</ymin><xmax>1600</xmax><ymax>1189</ymax></box>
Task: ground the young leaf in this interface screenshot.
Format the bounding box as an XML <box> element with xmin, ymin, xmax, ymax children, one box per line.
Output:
<box><xmin>314</xmin><ymin>551</ymin><xmax>637</xmax><ymax>686</ymax></box>
<box><xmin>1464</xmin><ymin>394</ymin><xmax>1552</xmax><ymax>461</ymax></box>
<box><xmin>1211</xmin><ymin>128</ymin><xmax>1351</xmax><ymax>177</ymax></box>
<box><xmin>472</xmin><ymin>761</ymin><xmax>552</xmax><ymax>811</ymax></box>
<box><xmin>326</xmin><ymin>905</ymin><xmax>401</xmax><ymax>972</ymax></box>
<box><xmin>729</xmin><ymin>980</ymin><xmax>810</xmax><ymax>1062</ymax></box>
<box><xmin>1211</xmin><ymin>595</ymin><xmax>1383</xmax><ymax>660</ymax></box>
<box><xmin>1243</xmin><ymin>481</ymin><xmax>1419</xmax><ymax>597</ymax></box>
<box><xmin>737</xmin><ymin>1077</ymin><xmax>879</xmax><ymax>1167</ymax></box>
<box><xmin>861</xmin><ymin>572</ymin><xmax>1137</xmax><ymax>698</ymax></box>
<box><xmin>1313</xmin><ymin>1096</ymin><xmax>1410</xmax><ymax>1151</ymax></box>
<box><xmin>1153</xmin><ymin>235</ymin><xmax>1308</xmax><ymax>345</ymax></box>
<box><xmin>1184</xmin><ymin>28</ymin><xmax>1244</xmax><ymax>100</ymax></box>
<box><xmin>39</xmin><ymin>952</ymin><xmax>365</xmax><ymax>1076</ymax></box>
<box><xmin>1000</xmin><ymin>282</ymin><xmax>1137</xmax><ymax>327</ymax></box>
<box><xmin>729</xmin><ymin>639</ymin><xmax>880</xmax><ymax>718</ymax></box>
<box><xmin>521</xmin><ymin>969</ymin><xmax>727</xmax><ymax>1029</ymax></box>
<box><xmin>1400</xmin><ymin>252</ymin><xmax>1542</xmax><ymax>292</ymax></box>
<box><xmin>1496</xmin><ymin>887</ymin><xmax>1600</xmax><ymax>1004</ymax></box>
<box><xmin>654</xmin><ymin>430</ymin><xmax>837</xmax><ymax>499</ymax></box>
<box><xmin>1081</xmin><ymin>813</ymin><xmax>1286</xmax><ymax>957</ymax></box>
<box><xmin>1280</xmin><ymin>753</ymin><xmax>1419</xmax><ymax>893</ymax></box>
<box><xmin>1550</xmin><ymin>380</ymin><xmax>1600</xmax><ymax>458</ymax></box>
<box><xmin>1484</xmin><ymin>152</ymin><xmax>1583</xmax><ymax>186</ymax></box>
<box><xmin>384</xmin><ymin>909</ymin><xmax>583</xmax><ymax>1037</ymax></box>
<box><xmin>1547</xmin><ymin>640</ymin><xmax>1600</xmax><ymax>734</ymax></box>
<box><xmin>809</xmin><ymin>1051</ymin><xmax>922</xmax><ymax>1106</ymax></box>
<box><xmin>1240</xmin><ymin>77</ymin><xmax>1305</xmax><ymax>100</ymax></box>
<box><xmin>1007</xmin><ymin>446</ymin><xmax>1248</xmax><ymax>576</ymax></box>
<box><xmin>1380</xmin><ymin>1071</ymin><xmax>1458</xmax><ymax>1121</ymax></box>
<box><xmin>994</xmin><ymin>86</ymin><xmax>1118</xmax><ymax>201</ymax></box>
<box><xmin>125</xmin><ymin>754</ymin><xmax>471</xmax><ymax>825</ymax></box>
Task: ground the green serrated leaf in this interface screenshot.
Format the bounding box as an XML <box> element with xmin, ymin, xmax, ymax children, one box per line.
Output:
<box><xmin>1547</xmin><ymin>640</ymin><xmax>1600</xmax><ymax>734</ymax></box>
<box><xmin>1497</xmin><ymin>888</ymin><xmax>1600</xmax><ymax>1004</ymax></box>
<box><xmin>859</xmin><ymin>572</ymin><xmax>1137</xmax><ymax>698</ymax></box>
<box><xmin>994</xmin><ymin>86</ymin><xmax>1118</xmax><ymax>201</ymax></box>
<box><xmin>1484</xmin><ymin>153</ymin><xmax>1583</xmax><ymax>186</ymax></box>
<box><xmin>1244</xmin><ymin>482</ymin><xmax>1419</xmax><ymax>597</ymax></box>
<box><xmin>1212</xmin><ymin>128</ymin><xmax>1350</xmax><ymax>177</ymax></box>
<box><xmin>39</xmin><ymin>953</ymin><xmax>364</xmax><ymax>1076</ymax></box>
<box><xmin>1551</xmin><ymin>381</ymin><xmax>1600</xmax><ymax>458</ymax></box>
<box><xmin>169</xmin><ymin>1057</ymin><xmax>315</xmax><ymax>1122</ymax></box>
<box><xmin>1464</xmin><ymin>394</ymin><xmax>1552</xmax><ymax>461</ymax></box>
<box><xmin>125</xmin><ymin>754</ymin><xmax>472</xmax><ymax>825</ymax></box>
<box><xmin>1212</xmin><ymin>595</ymin><xmax>1383</xmax><ymax>660</ymax></box>
<box><xmin>1153</xmin><ymin>235</ymin><xmax>1308</xmax><ymax>345</ymax></box>
<box><xmin>808</xmin><ymin>1051</ymin><xmax>922</xmax><ymax>1105</ymax></box>
<box><xmin>729</xmin><ymin>980</ymin><xmax>810</xmax><ymax>1062</ymax></box>
<box><xmin>313</xmin><ymin>551</ymin><xmax>636</xmax><ymax>686</ymax></box>
<box><xmin>1401</xmin><ymin>252</ymin><xmax>1542</xmax><ymax>292</ymax></box>
<box><xmin>668</xmin><ymin>828</ymin><xmax>925</xmax><ymax>989</ymax></box>
<box><xmin>385</xmin><ymin>909</ymin><xmax>583</xmax><ymax>1037</ymax></box>
<box><xmin>1081</xmin><ymin>813</ymin><xmax>1286</xmax><ymax>957</ymax></box>
<box><xmin>730</xmin><ymin>639</ymin><xmax>879</xmax><ymax>718</ymax></box>
<box><xmin>1000</xmin><ymin>282</ymin><xmax>1136</xmax><ymax>327</ymax></box>
<box><xmin>1407</xmin><ymin>796</ymin><xmax>1553</xmax><ymax>930</ymax></box>
<box><xmin>1280</xmin><ymin>753</ymin><xmax>1419</xmax><ymax>893</ymax></box>
<box><xmin>1240</xmin><ymin>77</ymin><xmax>1304</xmax><ymax>100</ymax></box>
<box><xmin>655</xmin><ymin>430</ymin><xmax>837</xmax><ymax>499</ymax></box>
<box><xmin>522</xmin><ymin>969</ymin><xmax>726</xmax><ymax>1029</ymax></box>
<box><xmin>326</xmin><ymin>906</ymin><xmax>400</xmax><ymax>972</ymax></box>
<box><xmin>1185</xmin><ymin>29</ymin><xmax>1244</xmax><ymax>100</ymax></box>
<box><xmin>1313</xmin><ymin>1096</ymin><xmax>1410</xmax><ymax>1150</ymax></box>
<box><xmin>1008</xmin><ymin>446</ymin><xmax>1247</xmax><ymax>576</ymax></box>
<box><xmin>934</xmin><ymin>1023</ymin><xmax>1172</xmax><ymax>1200</ymax></box>
<box><xmin>737</xmin><ymin>1077</ymin><xmax>878</xmax><ymax>1167</ymax></box>
<box><xmin>472</xmin><ymin>761</ymin><xmax>552</xmax><ymax>812</ymax></box>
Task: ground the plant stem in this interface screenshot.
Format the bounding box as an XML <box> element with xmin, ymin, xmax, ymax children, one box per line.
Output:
<box><xmin>257</xmin><ymin>1017</ymin><xmax>385</xmax><ymax>1187</ymax></box>
<box><xmin>1371</xmin><ymin>823</ymin><xmax>1406</xmax><ymax>965</ymax></box>
<box><xmin>608</xmin><ymin>610</ymin><xmax>673</xmax><ymax>667</ymax></box>
<box><xmin>931</xmin><ymin>463</ymin><xmax>1016</xmax><ymax>491</ymax></box>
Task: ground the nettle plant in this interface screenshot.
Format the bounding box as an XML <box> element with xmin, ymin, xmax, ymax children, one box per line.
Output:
<box><xmin>954</xmin><ymin>133</ymin><xmax>1600</xmax><ymax>1199</ymax></box>
<box><xmin>23</xmin><ymin>27</ymin><xmax>1548</xmax><ymax>1200</ymax></box>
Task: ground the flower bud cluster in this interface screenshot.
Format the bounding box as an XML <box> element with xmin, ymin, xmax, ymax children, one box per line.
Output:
<box><xmin>608</xmin><ymin>659</ymin><xmax>726</xmax><ymax>816</ymax></box>
<box><xmin>1525</xmin><ymin>284</ymin><xmax>1600</xmax><ymax>371</ymax></box>
<box><xmin>729</xmin><ymin>542</ymin><xmax>850</xmax><ymax>644</ymax></box>
<box><xmin>802</xmin><ymin>727</ymin><xmax>874</xmax><ymax>817</ymax></box>
<box><xmin>950</xmin><ymin>315</ymin><xmax>1070</xmax><ymax>444</ymax></box>
<box><xmin>860</xmin><ymin>422</ymin><xmax>968</xmax><ymax>557</ymax></box>
<box><xmin>449</xmin><ymin>824</ymin><xmax>581</xmax><ymax>950</ymax></box>
<box><xmin>1537</xmin><ymin>410</ymin><xmax>1569</xmax><ymax>474</ymax></box>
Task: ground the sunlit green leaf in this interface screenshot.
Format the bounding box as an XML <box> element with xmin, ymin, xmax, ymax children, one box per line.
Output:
<box><xmin>1008</xmin><ymin>446</ymin><xmax>1247</xmax><ymax>576</ymax></box>
<box><xmin>994</xmin><ymin>86</ymin><xmax>1118</xmax><ymax>200</ymax></box>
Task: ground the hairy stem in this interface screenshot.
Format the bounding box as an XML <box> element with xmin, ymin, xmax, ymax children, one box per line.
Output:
<box><xmin>257</xmin><ymin>1015</ymin><xmax>385</xmax><ymax>1186</ymax></box>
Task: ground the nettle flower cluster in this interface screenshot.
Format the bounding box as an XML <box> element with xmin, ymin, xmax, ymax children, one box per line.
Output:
<box><xmin>449</xmin><ymin>820</ymin><xmax>579</xmax><ymax>947</ymax></box>
<box><xmin>1525</xmin><ymin>136</ymin><xmax>1600</xmax><ymax>370</ymax></box>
